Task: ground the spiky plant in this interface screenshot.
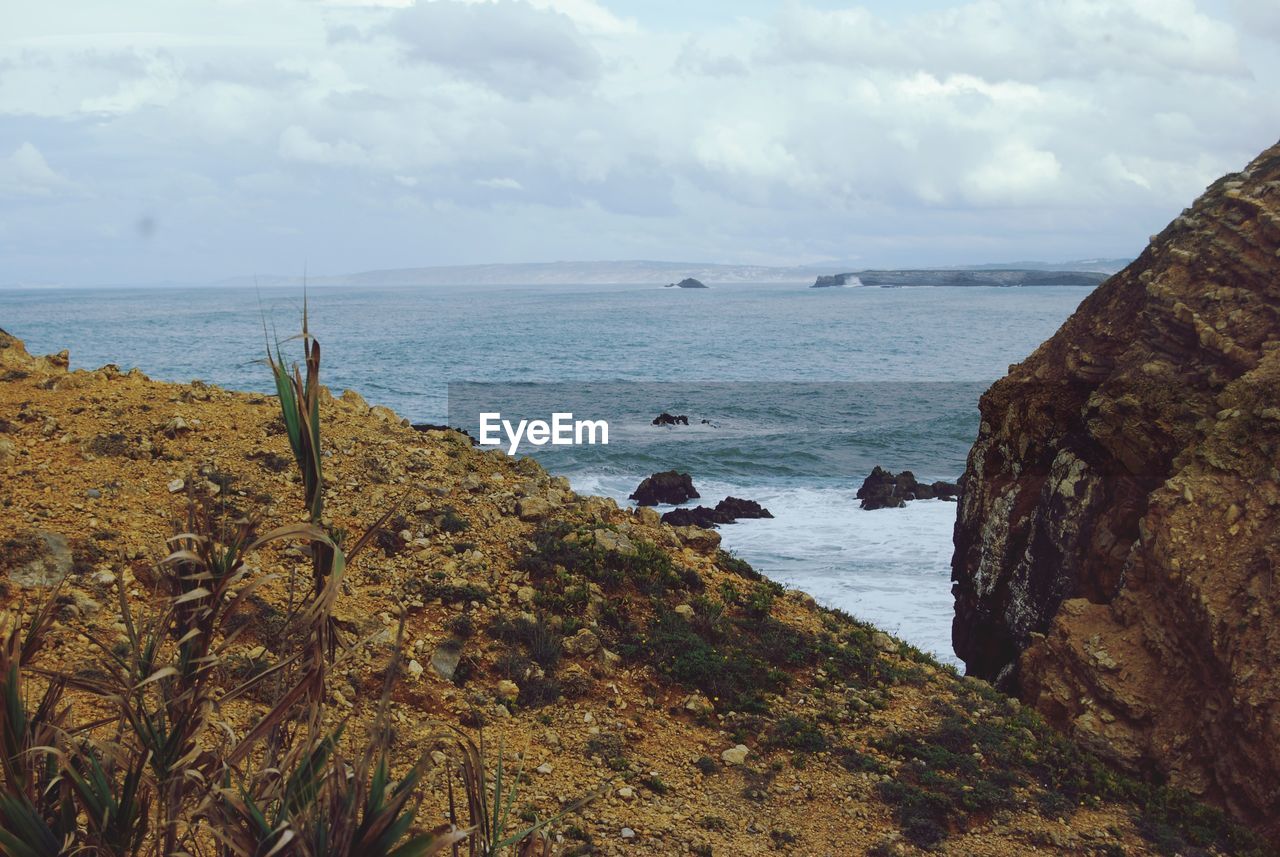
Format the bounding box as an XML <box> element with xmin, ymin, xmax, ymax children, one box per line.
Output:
<box><xmin>438</xmin><ymin>727</ymin><xmax>597</xmax><ymax>857</ymax></box>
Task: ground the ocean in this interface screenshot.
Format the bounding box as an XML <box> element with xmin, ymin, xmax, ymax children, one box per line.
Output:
<box><xmin>0</xmin><ymin>282</ymin><xmax>1091</xmax><ymax>663</ymax></box>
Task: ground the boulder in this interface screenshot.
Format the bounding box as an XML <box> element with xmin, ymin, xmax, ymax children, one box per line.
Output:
<box><xmin>660</xmin><ymin>496</ymin><xmax>773</xmax><ymax>528</ymax></box>
<box><xmin>856</xmin><ymin>466</ymin><xmax>957</xmax><ymax>510</ymax></box>
<box><xmin>629</xmin><ymin>471</ymin><xmax>699</xmax><ymax>506</ymax></box>
<box><xmin>714</xmin><ymin>496</ymin><xmax>773</xmax><ymax>519</ymax></box>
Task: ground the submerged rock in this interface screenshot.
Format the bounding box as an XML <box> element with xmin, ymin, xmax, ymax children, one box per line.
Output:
<box><xmin>651</xmin><ymin>412</ymin><xmax>689</xmax><ymax>426</ymax></box>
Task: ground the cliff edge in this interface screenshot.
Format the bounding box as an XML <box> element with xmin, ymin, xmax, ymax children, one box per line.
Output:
<box><xmin>952</xmin><ymin>139</ymin><xmax>1280</xmax><ymax>840</ymax></box>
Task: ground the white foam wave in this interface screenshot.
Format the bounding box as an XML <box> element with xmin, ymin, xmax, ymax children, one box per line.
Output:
<box><xmin>566</xmin><ymin>474</ymin><xmax>960</xmax><ymax>666</ymax></box>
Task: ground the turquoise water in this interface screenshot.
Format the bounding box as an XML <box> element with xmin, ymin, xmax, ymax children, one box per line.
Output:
<box><xmin>0</xmin><ymin>282</ymin><xmax>1089</xmax><ymax>661</ymax></box>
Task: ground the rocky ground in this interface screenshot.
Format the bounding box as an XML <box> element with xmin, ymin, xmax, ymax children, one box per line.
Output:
<box><xmin>0</xmin><ymin>329</ymin><xmax>1263</xmax><ymax>855</ymax></box>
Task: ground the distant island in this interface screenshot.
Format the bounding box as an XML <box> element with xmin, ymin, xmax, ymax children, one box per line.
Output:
<box><xmin>189</xmin><ymin>258</ymin><xmax>1130</xmax><ymax>290</ymax></box>
<box><xmin>812</xmin><ymin>269</ymin><xmax>1112</xmax><ymax>288</ymax></box>
<box><xmin>664</xmin><ymin>277</ymin><xmax>708</xmax><ymax>289</ymax></box>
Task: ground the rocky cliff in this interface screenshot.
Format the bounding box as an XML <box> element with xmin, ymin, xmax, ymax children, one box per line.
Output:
<box><xmin>952</xmin><ymin>139</ymin><xmax>1280</xmax><ymax>840</ymax></box>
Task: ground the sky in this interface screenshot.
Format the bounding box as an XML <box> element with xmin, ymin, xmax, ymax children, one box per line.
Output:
<box><xmin>2</xmin><ymin>0</ymin><xmax>1279</xmax><ymax>285</ymax></box>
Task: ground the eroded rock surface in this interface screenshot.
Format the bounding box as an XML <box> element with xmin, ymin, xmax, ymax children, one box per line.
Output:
<box><xmin>951</xmin><ymin>139</ymin><xmax>1280</xmax><ymax>840</ymax></box>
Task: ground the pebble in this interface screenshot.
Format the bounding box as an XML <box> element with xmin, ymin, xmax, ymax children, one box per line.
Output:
<box><xmin>167</xmin><ymin>478</ymin><xmax>185</xmax><ymax>493</ymax></box>
<box><xmin>620</xmin><ymin>828</ymin><xmax>635</xmax><ymax>840</ymax></box>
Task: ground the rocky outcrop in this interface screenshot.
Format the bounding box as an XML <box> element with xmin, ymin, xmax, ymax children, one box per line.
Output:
<box><xmin>659</xmin><ymin>496</ymin><xmax>773</xmax><ymax>528</ymax></box>
<box><xmin>664</xmin><ymin>278</ymin><xmax>708</xmax><ymax>289</ymax></box>
<box><xmin>951</xmin><ymin>139</ymin><xmax>1280</xmax><ymax>841</ymax></box>
<box><xmin>652</xmin><ymin>412</ymin><xmax>689</xmax><ymax>426</ymax></box>
<box><xmin>629</xmin><ymin>470</ymin><xmax>699</xmax><ymax>506</ymax></box>
<box><xmin>856</xmin><ymin>466</ymin><xmax>957</xmax><ymax>510</ymax></box>
<box><xmin>812</xmin><ymin>270</ymin><xmax>1109</xmax><ymax>288</ymax></box>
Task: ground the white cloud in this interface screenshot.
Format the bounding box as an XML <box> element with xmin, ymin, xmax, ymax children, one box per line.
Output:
<box><xmin>278</xmin><ymin>125</ymin><xmax>371</xmax><ymax>166</ymax></box>
<box><xmin>0</xmin><ymin>0</ymin><xmax>1277</xmax><ymax>284</ymax></box>
<box><xmin>476</xmin><ymin>176</ymin><xmax>524</xmax><ymax>190</ymax></box>
<box><xmin>378</xmin><ymin>0</ymin><xmax>602</xmax><ymax>98</ymax></box>
<box><xmin>0</xmin><ymin>142</ymin><xmax>76</xmax><ymax>198</ymax></box>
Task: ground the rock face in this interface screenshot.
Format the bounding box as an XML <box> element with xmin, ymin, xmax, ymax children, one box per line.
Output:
<box><xmin>951</xmin><ymin>139</ymin><xmax>1280</xmax><ymax>841</ymax></box>
<box><xmin>856</xmin><ymin>466</ymin><xmax>958</xmax><ymax>510</ymax></box>
<box><xmin>629</xmin><ymin>470</ymin><xmax>699</xmax><ymax>506</ymax></box>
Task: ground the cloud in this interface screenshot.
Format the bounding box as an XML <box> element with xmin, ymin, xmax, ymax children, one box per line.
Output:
<box><xmin>0</xmin><ymin>142</ymin><xmax>76</xmax><ymax>198</ymax></box>
<box><xmin>278</xmin><ymin>126</ymin><xmax>368</xmax><ymax>166</ymax></box>
<box><xmin>0</xmin><ymin>0</ymin><xmax>1277</xmax><ymax>285</ymax></box>
<box><xmin>378</xmin><ymin>0</ymin><xmax>602</xmax><ymax>98</ymax></box>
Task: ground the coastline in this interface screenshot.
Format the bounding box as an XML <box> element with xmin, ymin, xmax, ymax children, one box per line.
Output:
<box><xmin>0</xmin><ymin>328</ymin><xmax>1263</xmax><ymax>855</ymax></box>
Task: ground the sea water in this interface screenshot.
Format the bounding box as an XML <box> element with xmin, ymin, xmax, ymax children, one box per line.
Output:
<box><xmin>0</xmin><ymin>282</ymin><xmax>1090</xmax><ymax>663</ymax></box>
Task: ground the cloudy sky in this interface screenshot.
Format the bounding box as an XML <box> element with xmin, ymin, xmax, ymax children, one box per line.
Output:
<box><xmin>2</xmin><ymin>0</ymin><xmax>1279</xmax><ymax>285</ymax></box>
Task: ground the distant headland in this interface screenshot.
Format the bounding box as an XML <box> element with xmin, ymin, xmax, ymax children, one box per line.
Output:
<box><xmin>812</xmin><ymin>269</ymin><xmax>1111</xmax><ymax>288</ymax></box>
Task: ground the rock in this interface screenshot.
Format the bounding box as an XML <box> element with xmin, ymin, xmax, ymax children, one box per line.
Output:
<box><xmin>633</xmin><ymin>506</ymin><xmax>661</xmax><ymax>527</ymax></box>
<box><xmin>856</xmin><ymin>466</ymin><xmax>957</xmax><ymax>510</ymax></box>
<box><xmin>162</xmin><ymin>416</ymin><xmax>192</xmax><ymax>437</ymax></box>
<box><xmin>593</xmin><ymin>528</ymin><xmax>636</xmax><ymax>556</ymax></box>
<box><xmin>0</xmin><ymin>438</ymin><xmax>15</xmax><ymax>462</ymax></box>
<box><xmin>430</xmin><ymin>641</ymin><xmax>464</xmax><ymax>682</ymax></box>
<box><xmin>871</xmin><ymin>632</ymin><xmax>896</xmax><ymax>652</ymax></box>
<box><xmin>651</xmin><ymin>412</ymin><xmax>689</xmax><ymax>425</ymax></box>
<box><xmin>720</xmin><ymin>744</ymin><xmax>750</xmax><ymax>766</ymax></box>
<box><xmin>516</xmin><ymin>496</ymin><xmax>555</xmax><ymax>521</ymax></box>
<box><xmin>536</xmin><ymin>762</ymin><xmax>553</xmax><ymax>775</ymax></box>
<box><xmin>665</xmin><ymin>278</ymin><xmax>708</xmax><ymax>289</ymax></box>
<box><xmin>620</xmin><ymin>827</ymin><xmax>636</xmax><ymax>839</ymax></box>
<box><xmin>659</xmin><ymin>506</ymin><xmax>722</xmax><ymax>528</ymax></box>
<box><xmin>672</xmin><ymin>526</ymin><xmax>720</xmax><ymax>552</ymax></box>
<box><xmin>7</xmin><ymin>531</ymin><xmax>72</xmax><ymax>587</ymax></box>
<box><xmin>616</xmin><ymin>786</ymin><xmax>635</xmax><ymax>800</ymax></box>
<box><xmin>714</xmin><ymin>496</ymin><xmax>773</xmax><ymax>519</ymax></box>
<box><xmin>660</xmin><ymin>496</ymin><xmax>773</xmax><ymax>528</ymax></box>
<box><xmin>407</xmin><ymin>659</ymin><xmax>424</xmax><ymax>680</ymax></box>
<box><xmin>951</xmin><ymin>139</ymin><xmax>1280</xmax><ymax>844</ymax></box>
<box><xmin>494</xmin><ymin>679</ymin><xmax>520</xmax><ymax>703</ymax></box>
<box><xmin>167</xmin><ymin>478</ymin><xmax>185</xmax><ymax>494</ymax></box>
<box><xmin>517</xmin><ymin>585</ymin><xmax>536</xmax><ymax>604</ymax></box>
<box><xmin>673</xmin><ymin>603</ymin><xmax>696</xmax><ymax>621</ymax></box>
<box><xmin>683</xmin><ymin>692</ymin><xmax>713</xmax><ymax>715</ymax></box>
<box><xmin>629</xmin><ymin>471</ymin><xmax>699</xmax><ymax>506</ymax></box>
<box><xmin>563</xmin><ymin>628</ymin><xmax>601</xmax><ymax>657</ymax></box>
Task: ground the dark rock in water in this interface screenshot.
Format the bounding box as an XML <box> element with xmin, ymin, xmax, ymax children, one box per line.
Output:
<box><xmin>665</xmin><ymin>278</ymin><xmax>708</xmax><ymax>289</ymax></box>
<box><xmin>660</xmin><ymin>496</ymin><xmax>774</xmax><ymax>527</ymax></box>
<box><xmin>856</xmin><ymin>466</ymin><xmax>957</xmax><ymax>510</ymax></box>
<box><xmin>715</xmin><ymin>496</ymin><xmax>773</xmax><ymax>519</ymax></box>
<box><xmin>660</xmin><ymin>506</ymin><xmax>722</xmax><ymax>527</ymax></box>
<box><xmin>630</xmin><ymin>471</ymin><xmax>700</xmax><ymax>506</ymax></box>
<box><xmin>652</xmin><ymin>412</ymin><xmax>689</xmax><ymax>426</ymax></box>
